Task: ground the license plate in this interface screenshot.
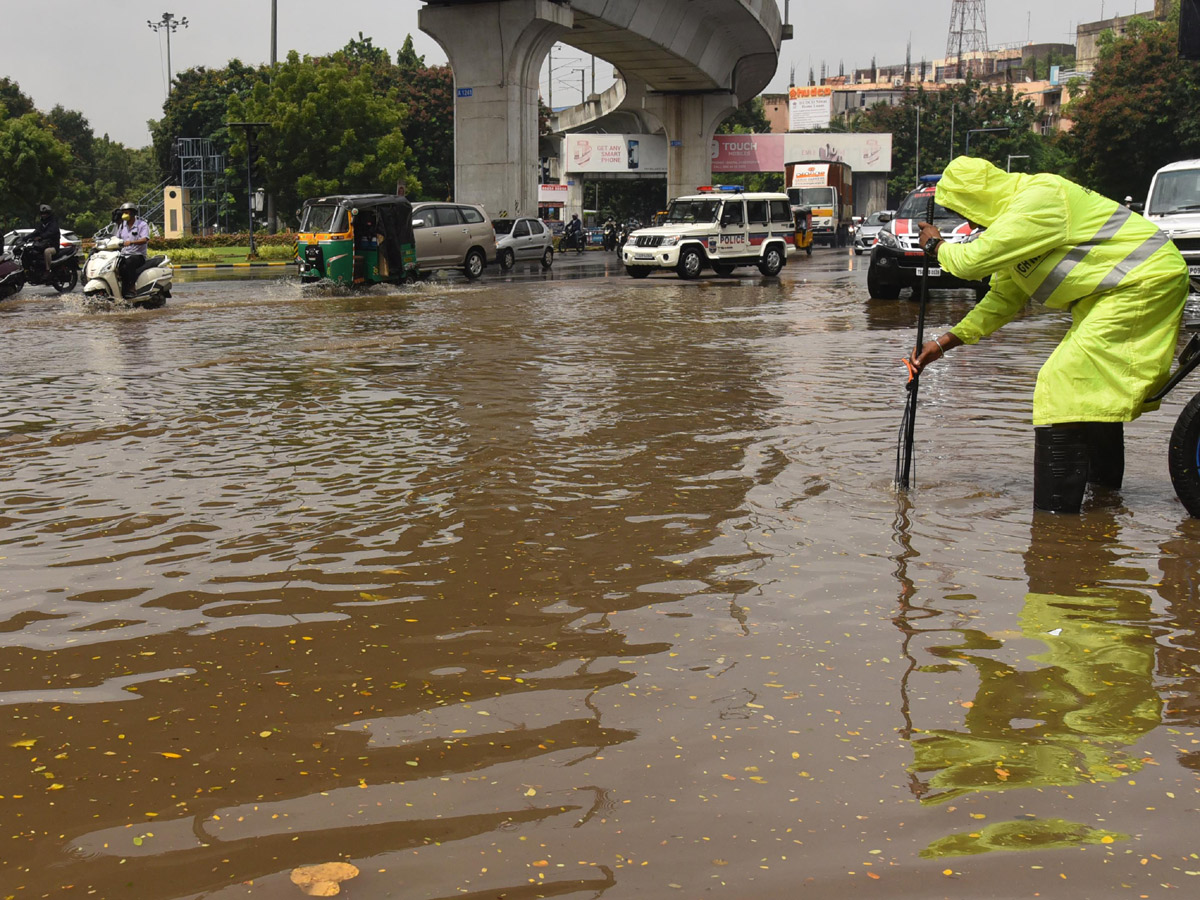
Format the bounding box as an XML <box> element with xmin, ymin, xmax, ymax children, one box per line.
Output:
<box><xmin>634</xmin><ymin>254</ymin><xmax>653</xmax><ymax>261</ymax></box>
<box><xmin>1189</xmin><ymin>265</ymin><xmax>1200</xmax><ymax>276</ymax></box>
<box><xmin>925</xmin><ymin>267</ymin><xmax>941</xmax><ymax>277</ymax></box>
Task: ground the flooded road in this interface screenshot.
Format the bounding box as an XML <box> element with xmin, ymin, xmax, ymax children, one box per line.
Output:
<box><xmin>3</xmin><ymin>252</ymin><xmax>1200</xmax><ymax>899</ymax></box>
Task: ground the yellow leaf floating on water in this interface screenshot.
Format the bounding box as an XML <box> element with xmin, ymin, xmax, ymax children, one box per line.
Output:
<box><xmin>289</xmin><ymin>862</ymin><xmax>359</xmax><ymax>897</ymax></box>
<box><xmin>524</xmin><ymin>788</ymin><xmax>537</xmax><ymax>797</ymax></box>
<box><xmin>161</xmin><ymin>752</ymin><xmax>182</xmax><ymax>759</ymax></box>
<box><xmin>12</xmin><ymin>740</ymin><xmax>36</xmax><ymax>749</ymax></box>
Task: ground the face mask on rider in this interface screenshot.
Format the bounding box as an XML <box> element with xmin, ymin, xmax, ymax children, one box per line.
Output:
<box><xmin>122</xmin><ymin>213</ymin><xmax>133</xmax><ymax>222</ymax></box>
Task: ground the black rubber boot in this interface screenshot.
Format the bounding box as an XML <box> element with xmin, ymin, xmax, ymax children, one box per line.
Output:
<box><xmin>1084</xmin><ymin>422</ymin><xmax>1124</xmax><ymax>489</ymax></box>
<box><xmin>1034</xmin><ymin>425</ymin><xmax>1090</xmax><ymax>513</ymax></box>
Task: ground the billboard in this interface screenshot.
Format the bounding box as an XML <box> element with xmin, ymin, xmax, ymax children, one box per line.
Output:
<box><xmin>538</xmin><ymin>184</ymin><xmax>568</xmax><ymax>205</ymax></box>
<box><xmin>788</xmin><ymin>86</ymin><xmax>833</xmax><ymax>131</ymax></box>
<box><xmin>784</xmin><ymin>133</ymin><xmax>893</xmax><ymax>174</ymax></box>
<box><xmin>564</xmin><ymin>134</ymin><xmax>667</xmax><ymax>174</ymax></box>
<box><xmin>710</xmin><ymin>134</ymin><xmax>786</xmax><ymax>173</ymax></box>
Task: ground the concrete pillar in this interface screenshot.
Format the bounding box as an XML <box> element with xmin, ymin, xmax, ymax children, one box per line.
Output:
<box><xmin>419</xmin><ymin>0</ymin><xmax>572</xmax><ymax>218</ymax></box>
<box><xmin>565</xmin><ymin>179</ymin><xmax>585</xmax><ymax>222</ymax></box>
<box><xmin>642</xmin><ymin>92</ymin><xmax>738</xmax><ymax>201</ymax></box>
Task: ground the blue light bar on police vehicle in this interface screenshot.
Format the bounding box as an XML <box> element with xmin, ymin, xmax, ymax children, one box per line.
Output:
<box><xmin>696</xmin><ymin>185</ymin><xmax>745</xmax><ymax>193</ymax></box>
<box><xmin>919</xmin><ymin>175</ymin><xmax>943</xmax><ymax>184</ymax></box>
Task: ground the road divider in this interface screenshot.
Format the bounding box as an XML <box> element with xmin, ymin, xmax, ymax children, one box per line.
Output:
<box><xmin>173</xmin><ymin>260</ymin><xmax>295</xmax><ymax>270</ymax></box>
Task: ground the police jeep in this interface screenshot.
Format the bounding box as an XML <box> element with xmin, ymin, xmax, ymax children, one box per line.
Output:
<box><xmin>621</xmin><ymin>186</ymin><xmax>794</xmax><ymax>280</ymax></box>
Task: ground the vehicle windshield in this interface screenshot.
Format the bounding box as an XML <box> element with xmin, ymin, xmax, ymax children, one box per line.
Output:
<box><xmin>300</xmin><ymin>204</ymin><xmax>347</xmax><ymax>234</ymax></box>
<box><xmin>1147</xmin><ymin>169</ymin><xmax>1200</xmax><ymax>216</ymax></box>
<box><xmin>896</xmin><ymin>190</ymin><xmax>959</xmax><ymax>222</ymax></box>
<box><xmin>787</xmin><ymin>187</ymin><xmax>835</xmax><ymax>207</ymax></box>
<box><xmin>665</xmin><ymin>199</ymin><xmax>721</xmax><ymax>224</ymax></box>
<box><xmin>864</xmin><ymin>211</ymin><xmax>889</xmax><ymax>226</ymax></box>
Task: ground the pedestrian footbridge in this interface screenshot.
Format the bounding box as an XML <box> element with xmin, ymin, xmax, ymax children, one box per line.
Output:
<box><xmin>418</xmin><ymin>0</ymin><xmax>786</xmax><ymax>217</ymax></box>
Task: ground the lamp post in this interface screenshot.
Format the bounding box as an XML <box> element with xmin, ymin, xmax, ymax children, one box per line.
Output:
<box><xmin>147</xmin><ymin>12</ymin><xmax>189</xmax><ymax>92</ymax></box>
<box><xmin>229</xmin><ymin>122</ymin><xmax>269</xmax><ymax>256</ymax></box>
<box><xmin>1007</xmin><ymin>154</ymin><xmax>1031</xmax><ymax>172</ymax></box>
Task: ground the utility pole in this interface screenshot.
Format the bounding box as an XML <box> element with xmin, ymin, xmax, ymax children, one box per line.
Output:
<box><xmin>268</xmin><ymin>0</ymin><xmax>278</xmax><ymax>233</ymax></box>
<box><xmin>147</xmin><ymin>12</ymin><xmax>189</xmax><ymax>93</ymax></box>
<box><xmin>229</xmin><ymin>122</ymin><xmax>269</xmax><ymax>256</ymax></box>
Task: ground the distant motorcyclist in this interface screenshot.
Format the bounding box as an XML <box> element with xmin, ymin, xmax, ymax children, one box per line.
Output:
<box><xmin>564</xmin><ymin>214</ymin><xmax>584</xmax><ymax>254</ymax></box>
<box><xmin>114</xmin><ymin>202</ymin><xmax>150</xmax><ymax>298</ymax></box>
<box><xmin>29</xmin><ymin>204</ymin><xmax>60</xmax><ymax>277</ymax></box>
<box><xmin>602</xmin><ymin>217</ymin><xmax>617</xmax><ymax>251</ymax></box>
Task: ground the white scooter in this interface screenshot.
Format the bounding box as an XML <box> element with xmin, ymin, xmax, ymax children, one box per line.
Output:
<box><xmin>82</xmin><ymin>238</ymin><xmax>173</xmax><ymax>308</ymax></box>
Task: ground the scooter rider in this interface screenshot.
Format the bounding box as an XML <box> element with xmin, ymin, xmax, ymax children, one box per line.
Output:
<box><xmin>908</xmin><ymin>156</ymin><xmax>1189</xmax><ymax>514</ymax></box>
<box><xmin>565</xmin><ymin>214</ymin><xmax>584</xmax><ymax>254</ymax></box>
<box><xmin>29</xmin><ymin>204</ymin><xmax>60</xmax><ymax>279</ymax></box>
<box><xmin>114</xmin><ymin>202</ymin><xmax>150</xmax><ymax>298</ymax></box>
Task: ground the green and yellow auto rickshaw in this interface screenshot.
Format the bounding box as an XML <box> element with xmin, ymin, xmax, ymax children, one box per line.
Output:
<box><xmin>297</xmin><ymin>194</ymin><xmax>417</xmax><ymax>286</ymax></box>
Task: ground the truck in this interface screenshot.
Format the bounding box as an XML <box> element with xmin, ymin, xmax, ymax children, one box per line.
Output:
<box><xmin>784</xmin><ymin>160</ymin><xmax>854</xmax><ymax>248</ymax></box>
<box><xmin>1144</xmin><ymin>159</ymin><xmax>1200</xmax><ymax>292</ymax></box>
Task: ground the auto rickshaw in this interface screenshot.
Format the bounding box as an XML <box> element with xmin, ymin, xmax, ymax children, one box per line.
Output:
<box><xmin>793</xmin><ymin>204</ymin><xmax>814</xmax><ymax>256</ymax></box>
<box><xmin>297</xmin><ymin>194</ymin><xmax>418</xmax><ymax>286</ymax></box>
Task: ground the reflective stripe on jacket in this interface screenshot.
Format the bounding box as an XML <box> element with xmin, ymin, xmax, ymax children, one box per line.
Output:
<box><xmin>934</xmin><ymin>158</ymin><xmax>1185</xmax><ymax>344</ymax></box>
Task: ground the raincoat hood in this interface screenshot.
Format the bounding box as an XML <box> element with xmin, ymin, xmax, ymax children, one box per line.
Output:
<box><xmin>935</xmin><ymin>156</ymin><xmax>1023</xmax><ymax>228</ymax></box>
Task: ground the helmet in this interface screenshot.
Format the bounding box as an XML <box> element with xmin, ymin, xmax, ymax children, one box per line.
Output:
<box><xmin>119</xmin><ymin>202</ymin><xmax>138</xmax><ymax>214</ymax></box>
<box><xmin>39</xmin><ymin>204</ymin><xmax>51</xmax><ymax>214</ymax></box>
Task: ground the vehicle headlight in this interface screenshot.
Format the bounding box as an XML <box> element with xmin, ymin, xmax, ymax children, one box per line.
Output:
<box><xmin>875</xmin><ymin>230</ymin><xmax>900</xmax><ymax>250</ymax></box>
<box><xmin>659</xmin><ymin>236</ymin><xmax>682</xmax><ymax>247</ymax></box>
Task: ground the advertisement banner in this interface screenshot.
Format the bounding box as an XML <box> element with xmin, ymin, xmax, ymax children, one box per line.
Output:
<box><xmin>784</xmin><ymin>133</ymin><xmax>893</xmax><ymax>173</ymax></box>
<box><xmin>538</xmin><ymin>184</ymin><xmax>568</xmax><ymax>205</ymax></box>
<box><xmin>788</xmin><ymin>86</ymin><xmax>833</xmax><ymax>131</ymax></box>
<box><xmin>564</xmin><ymin>134</ymin><xmax>667</xmax><ymax>174</ymax></box>
<box><xmin>710</xmin><ymin>134</ymin><xmax>786</xmax><ymax>173</ymax></box>
<box><xmin>789</xmin><ymin>162</ymin><xmax>832</xmax><ymax>188</ymax></box>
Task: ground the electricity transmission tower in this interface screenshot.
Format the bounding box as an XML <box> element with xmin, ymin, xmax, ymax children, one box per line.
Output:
<box><xmin>947</xmin><ymin>0</ymin><xmax>989</xmax><ymax>79</ymax></box>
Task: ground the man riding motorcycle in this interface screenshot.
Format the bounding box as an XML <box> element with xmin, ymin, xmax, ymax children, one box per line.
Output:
<box><xmin>114</xmin><ymin>202</ymin><xmax>150</xmax><ymax>298</ymax></box>
<box><xmin>29</xmin><ymin>204</ymin><xmax>60</xmax><ymax>279</ymax></box>
<box><xmin>564</xmin><ymin>214</ymin><xmax>584</xmax><ymax>254</ymax></box>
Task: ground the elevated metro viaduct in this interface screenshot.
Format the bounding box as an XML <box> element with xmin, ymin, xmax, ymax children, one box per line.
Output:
<box><xmin>418</xmin><ymin>0</ymin><xmax>785</xmax><ymax>218</ymax></box>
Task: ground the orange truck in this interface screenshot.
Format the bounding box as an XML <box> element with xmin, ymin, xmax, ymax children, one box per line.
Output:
<box><xmin>784</xmin><ymin>160</ymin><xmax>854</xmax><ymax>248</ymax></box>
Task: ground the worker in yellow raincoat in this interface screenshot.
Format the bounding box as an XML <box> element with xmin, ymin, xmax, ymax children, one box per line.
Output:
<box><xmin>910</xmin><ymin>156</ymin><xmax>1189</xmax><ymax>513</ymax></box>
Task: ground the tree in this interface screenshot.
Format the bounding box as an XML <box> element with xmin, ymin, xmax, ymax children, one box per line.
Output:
<box><xmin>847</xmin><ymin>79</ymin><xmax>1070</xmax><ymax>205</ymax></box>
<box><xmin>0</xmin><ymin>113</ymin><xmax>73</xmax><ymax>229</ymax></box>
<box><xmin>1066</xmin><ymin>12</ymin><xmax>1200</xmax><ymax>200</ymax></box>
<box><xmin>149</xmin><ymin>60</ymin><xmax>265</xmax><ymax>182</ymax></box>
<box><xmin>226</xmin><ymin>51</ymin><xmax>418</xmax><ymax>228</ymax></box>
<box><xmin>0</xmin><ymin>77</ymin><xmax>35</xmax><ymax>118</ymax></box>
<box><xmin>717</xmin><ymin>97</ymin><xmax>771</xmax><ymax>135</ymax></box>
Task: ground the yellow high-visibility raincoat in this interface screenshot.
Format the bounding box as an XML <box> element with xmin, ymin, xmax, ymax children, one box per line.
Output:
<box><xmin>935</xmin><ymin>157</ymin><xmax>1189</xmax><ymax>425</ymax></box>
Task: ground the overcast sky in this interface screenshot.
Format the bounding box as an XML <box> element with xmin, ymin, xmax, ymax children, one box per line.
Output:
<box><xmin>1</xmin><ymin>1</ymin><xmax>1151</xmax><ymax>147</ymax></box>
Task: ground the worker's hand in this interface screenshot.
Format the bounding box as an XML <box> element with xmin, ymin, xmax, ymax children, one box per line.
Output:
<box><xmin>908</xmin><ymin>333</ymin><xmax>963</xmax><ymax>376</ymax></box>
<box><xmin>916</xmin><ymin>222</ymin><xmax>941</xmax><ymax>249</ymax></box>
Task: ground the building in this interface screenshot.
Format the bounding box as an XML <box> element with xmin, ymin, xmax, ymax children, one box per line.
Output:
<box><xmin>1077</xmin><ymin>0</ymin><xmax>1171</xmax><ymax>72</ymax></box>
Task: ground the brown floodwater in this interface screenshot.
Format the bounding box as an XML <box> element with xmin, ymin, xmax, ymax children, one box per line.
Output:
<box><xmin>3</xmin><ymin>254</ymin><xmax>1200</xmax><ymax>899</ymax></box>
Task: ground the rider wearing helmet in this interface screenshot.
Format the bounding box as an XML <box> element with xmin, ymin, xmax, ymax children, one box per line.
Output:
<box><xmin>114</xmin><ymin>202</ymin><xmax>150</xmax><ymax>298</ymax></box>
<box><xmin>29</xmin><ymin>204</ymin><xmax>60</xmax><ymax>278</ymax></box>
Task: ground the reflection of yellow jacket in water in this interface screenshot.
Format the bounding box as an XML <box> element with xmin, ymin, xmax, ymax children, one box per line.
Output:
<box><xmin>910</xmin><ymin>589</ymin><xmax>1160</xmax><ymax>804</ymax></box>
<box><xmin>935</xmin><ymin>157</ymin><xmax>1189</xmax><ymax>426</ymax></box>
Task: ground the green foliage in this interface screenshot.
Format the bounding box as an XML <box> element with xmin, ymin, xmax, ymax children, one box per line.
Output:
<box><xmin>227</xmin><ymin>50</ymin><xmax>417</xmax><ymax>228</ymax></box>
<box><xmin>0</xmin><ymin>77</ymin><xmax>36</xmax><ymax>118</ymax></box>
<box><xmin>718</xmin><ymin>97</ymin><xmax>771</xmax><ymax>135</ymax></box>
<box><xmin>149</xmin><ymin>59</ymin><xmax>265</xmax><ymax>182</ymax></box>
<box><xmin>147</xmin><ymin>231</ymin><xmax>298</xmax><ymax>250</ymax></box>
<box><xmin>1066</xmin><ymin>14</ymin><xmax>1200</xmax><ymax>201</ymax></box>
<box><xmin>0</xmin><ymin>112</ymin><xmax>74</xmax><ymax>230</ymax></box>
<box><xmin>847</xmin><ymin>79</ymin><xmax>1071</xmax><ymax>205</ymax></box>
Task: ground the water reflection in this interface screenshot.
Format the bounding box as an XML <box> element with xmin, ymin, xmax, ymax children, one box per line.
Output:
<box><xmin>897</xmin><ymin>510</ymin><xmax>1161</xmax><ymax>856</ymax></box>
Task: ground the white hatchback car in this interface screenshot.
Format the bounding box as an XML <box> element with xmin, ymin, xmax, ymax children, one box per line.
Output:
<box><xmin>492</xmin><ymin>217</ymin><xmax>554</xmax><ymax>270</ymax></box>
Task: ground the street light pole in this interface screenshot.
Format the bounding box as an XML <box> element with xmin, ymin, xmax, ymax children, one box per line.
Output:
<box><xmin>964</xmin><ymin>127</ymin><xmax>1009</xmax><ymax>157</ymax></box>
<box><xmin>229</xmin><ymin>122</ymin><xmax>269</xmax><ymax>256</ymax></box>
<box><xmin>147</xmin><ymin>12</ymin><xmax>189</xmax><ymax>92</ymax></box>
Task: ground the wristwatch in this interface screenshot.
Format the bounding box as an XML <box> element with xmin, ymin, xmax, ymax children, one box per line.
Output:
<box><xmin>923</xmin><ymin>235</ymin><xmax>943</xmax><ymax>257</ymax></box>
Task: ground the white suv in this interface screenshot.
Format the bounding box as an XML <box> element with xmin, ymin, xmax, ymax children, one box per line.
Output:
<box><xmin>621</xmin><ymin>188</ymin><xmax>793</xmax><ymax>279</ymax></box>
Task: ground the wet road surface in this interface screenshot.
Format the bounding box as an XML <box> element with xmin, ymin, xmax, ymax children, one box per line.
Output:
<box><xmin>3</xmin><ymin>250</ymin><xmax>1200</xmax><ymax>898</ymax></box>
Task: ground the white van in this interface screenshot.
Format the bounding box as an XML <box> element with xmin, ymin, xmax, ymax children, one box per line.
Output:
<box><xmin>1144</xmin><ymin>159</ymin><xmax>1200</xmax><ymax>289</ymax></box>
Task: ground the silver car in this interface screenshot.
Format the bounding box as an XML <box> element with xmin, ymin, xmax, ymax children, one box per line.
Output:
<box><xmin>411</xmin><ymin>202</ymin><xmax>498</xmax><ymax>280</ymax></box>
<box><xmin>492</xmin><ymin>217</ymin><xmax>554</xmax><ymax>270</ymax></box>
<box><xmin>853</xmin><ymin>210</ymin><xmax>894</xmax><ymax>256</ymax></box>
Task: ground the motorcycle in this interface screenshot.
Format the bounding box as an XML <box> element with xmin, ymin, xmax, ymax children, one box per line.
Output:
<box><xmin>1152</xmin><ymin>320</ymin><xmax>1200</xmax><ymax>517</ymax></box>
<box><xmin>10</xmin><ymin>233</ymin><xmax>79</xmax><ymax>293</ymax></box>
<box><xmin>560</xmin><ymin>227</ymin><xmax>585</xmax><ymax>254</ymax></box>
<box><xmin>602</xmin><ymin>221</ymin><xmax>617</xmax><ymax>252</ymax></box>
<box><xmin>82</xmin><ymin>238</ymin><xmax>173</xmax><ymax>308</ymax></box>
<box><xmin>0</xmin><ymin>251</ymin><xmax>23</xmax><ymax>301</ymax></box>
